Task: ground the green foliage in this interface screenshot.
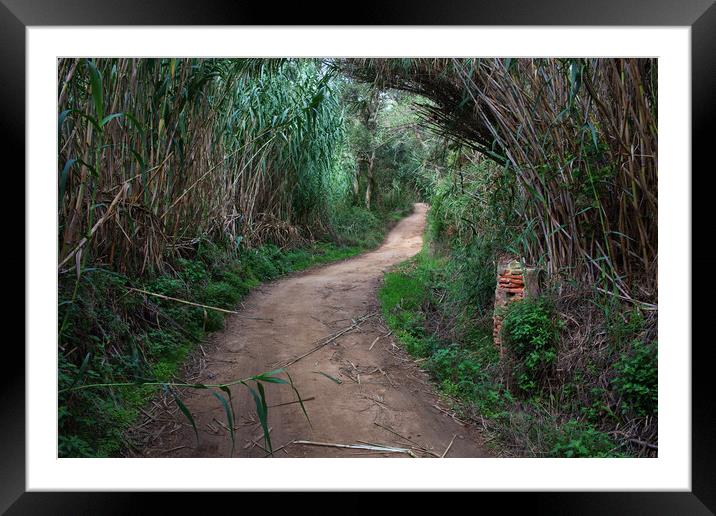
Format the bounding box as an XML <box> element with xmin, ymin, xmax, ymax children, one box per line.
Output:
<box><xmin>379</xmin><ymin>251</ymin><xmax>511</xmax><ymax>421</ymax></box>
<box><xmin>147</xmin><ymin>276</ymin><xmax>184</xmax><ymax>297</ymax></box>
<box><xmin>579</xmin><ymin>386</ymin><xmax>616</xmax><ymax>424</ymax></box>
<box><xmin>444</xmin><ymin>238</ymin><xmax>497</xmax><ymax>318</ymax></box>
<box><xmin>331</xmin><ymin>206</ymin><xmax>383</xmax><ymax>247</ymax></box>
<box><xmin>379</xmin><ymin>266</ymin><xmax>429</xmax><ymax>357</ymax></box>
<box><xmin>427</xmin><ymin>344</ymin><xmax>509</xmax><ymax>419</ymax></box>
<box><xmin>548</xmin><ymin>420</ymin><xmax>618</xmax><ymax>458</ymax></box>
<box><xmin>340</xmin><ymin>80</ymin><xmax>439</xmax><ymax>211</ymax></box>
<box><xmin>426</xmin><ymin>157</ymin><xmax>516</xmax><ymax>251</ymax></box>
<box><xmin>219</xmin><ymin>269</ymin><xmax>257</xmax><ymax>296</ymax></box>
<box><xmin>423</xmin><ymin>159</ymin><xmax>507</xmax><ymax>324</ymax></box>
<box><xmin>501</xmin><ymin>298</ymin><xmax>563</xmax><ymax>395</ymax></box>
<box><xmin>142</xmin><ymin>330</ymin><xmax>174</xmax><ymax>358</ymax></box>
<box><xmin>346</xmin><ymin>58</ymin><xmax>657</xmax><ymax>301</ymax></box>
<box><xmin>380</xmin><ymin>272</ymin><xmax>425</xmax><ymax>313</ymax></box>
<box><xmin>58</xmin><ymin>336</ymin><xmax>158</xmax><ymax>457</ymax></box>
<box><xmin>612</xmin><ymin>339</ymin><xmax>658</xmax><ymax>417</ymax></box>
<box><xmin>379</xmin><ymin>258</ymin><xmax>427</xmax><ymax>339</ymax></box>
<box><xmin>202</xmin><ymin>281</ymin><xmax>241</xmax><ymax>309</ymax></box>
<box><xmin>177</xmin><ymin>258</ymin><xmax>209</xmax><ymax>284</ymax></box>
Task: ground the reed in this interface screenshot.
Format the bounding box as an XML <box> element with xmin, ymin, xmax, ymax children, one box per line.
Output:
<box><xmin>342</xmin><ymin>58</ymin><xmax>657</xmax><ymax>302</ymax></box>
<box><xmin>58</xmin><ymin>58</ymin><xmax>349</xmax><ymax>276</ymax></box>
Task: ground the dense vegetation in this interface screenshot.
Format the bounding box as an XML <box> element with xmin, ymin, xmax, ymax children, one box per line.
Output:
<box><xmin>57</xmin><ymin>58</ymin><xmax>429</xmax><ymax>456</ymax></box>
<box><xmin>58</xmin><ymin>57</ymin><xmax>657</xmax><ymax>457</ymax></box>
<box><xmin>370</xmin><ymin>58</ymin><xmax>658</xmax><ymax>457</ymax></box>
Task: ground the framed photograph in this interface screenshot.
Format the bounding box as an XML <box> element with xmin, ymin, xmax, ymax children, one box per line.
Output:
<box><xmin>7</xmin><ymin>0</ymin><xmax>715</xmax><ymax>512</ymax></box>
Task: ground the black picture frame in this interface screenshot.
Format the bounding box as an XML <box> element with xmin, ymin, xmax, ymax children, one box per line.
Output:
<box><xmin>5</xmin><ymin>0</ymin><xmax>714</xmax><ymax>513</ymax></box>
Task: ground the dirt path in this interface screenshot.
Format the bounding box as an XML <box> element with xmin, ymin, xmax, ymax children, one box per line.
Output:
<box><xmin>139</xmin><ymin>203</ymin><xmax>490</xmax><ymax>458</ymax></box>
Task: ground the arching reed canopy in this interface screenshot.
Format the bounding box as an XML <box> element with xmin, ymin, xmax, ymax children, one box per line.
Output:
<box><xmin>341</xmin><ymin>58</ymin><xmax>658</xmax><ymax>302</ymax></box>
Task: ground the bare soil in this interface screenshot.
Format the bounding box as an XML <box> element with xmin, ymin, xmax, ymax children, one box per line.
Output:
<box><xmin>138</xmin><ymin>203</ymin><xmax>490</xmax><ymax>458</ymax></box>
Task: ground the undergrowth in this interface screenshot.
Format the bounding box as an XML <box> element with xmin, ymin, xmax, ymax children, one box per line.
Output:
<box><xmin>501</xmin><ymin>298</ymin><xmax>563</xmax><ymax>396</ymax></box>
<box><xmin>379</xmin><ymin>235</ymin><xmax>657</xmax><ymax>458</ymax></box>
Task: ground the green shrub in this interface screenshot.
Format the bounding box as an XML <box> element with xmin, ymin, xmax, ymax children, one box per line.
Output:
<box><xmin>612</xmin><ymin>339</ymin><xmax>657</xmax><ymax>417</ymax></box>
<box><xmin>549</xmin><ymin>419</ymin><xmax>617</xmax><ymax>458</ymax></box>
<box><xmin>381</xmin><ymin>269</ymin><xmax>426</xmax><ymax>307</ymax></box>
<box><xmin>579</xmin><ymin>386</ymin><xmax>616</xmax><ymax>423</ymax></box>
<box><xmin>177</xmin><ymin>257</ymin><xmax>209</xmax><ymax>284</ymax></box>
<box><xmin>152</xmin><ymin>361</ymin><xmax>175</xmax><ymax>382</ymax></box>
<box><xmin>144</xmin><ymin>329</ymin><xmax>178</xmax><ymax>358</ymax></box>
<box><xmin>58</xmin><ymin>433</ymin><xmax>93</xmax><ymax>458</ymax></box>
<box><xmin>240</xmin><ymin>245</ymin><xmax>281</xmax><ymax>280</ymax></box>
<box><xmin>501</xmin><ymin>298</ymin><xmax>562</xmax><ymax>395</ymax></box>
<box><xmin>379</xmin><ymin>271</ymin><xmax>426</xmax><ymax>326</ymax></box>
<box><xmin>220</xmin><ymin>269</ymin><xmax>256</xmax><ymax>296</ymax></box>
<box><xmin>146</xmin><ymin>276</ymin><xmax>184</xmax><ymax>297</ymax></box>
<box><xmin>399</xmin><ymin>331</ymin><xmax>429</xmax><ymax>357</ymax></box>
<box><xmin>202</xmin><ymin>281</ymin><xmax>241</xmax><ymax>309</ymax></box>
<box><xmin>427</xmin><ymin>346</ymin><xmax>460</xmax><ymax>380</ymax></box>
<box><xmin>426</xmin><ymin>343</ymin><xmax>509</xmax><ymax>418</ymax></box>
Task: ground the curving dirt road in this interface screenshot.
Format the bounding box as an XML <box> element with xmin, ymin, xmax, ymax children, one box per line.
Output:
<box><xmin>140</xmin><ymin>203</ymin><xmax>489</xmax><ymax>458</ymax></box>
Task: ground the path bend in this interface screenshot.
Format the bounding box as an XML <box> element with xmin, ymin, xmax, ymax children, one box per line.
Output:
<box><xmin>140</xmin><ymin>203</ymin><xmax>489</xmax><ymax>458</ymax></box>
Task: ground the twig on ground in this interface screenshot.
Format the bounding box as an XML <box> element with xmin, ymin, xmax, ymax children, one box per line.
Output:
<box><xmin>293</xmin><ymin>440</ymin><xmax>416</xmax><ymax>457</ymax></box>
<box><xmin>369</xmin><ymin>331</ymin><xmax>392</xmax><ymax>351</ymax></box>
<box><xmin>433</xmin><ymin>404</ymin><xmax>466</xmax><ymax>426</ymax></box>
<box><xmin>442</xmin><ymin>434</ymin><xmax>457</xmax><ymax>458</ymax></box>
<box><xmin>127</xmin><ymin>287</ymin><xmax>273</xmax><ymax>320</ymax></box>
<box><xmin>361</xmin><ymin>394</ymin><xmax>390</xmax><ymax>409</ymax></box>
<box><xmin>268</xmin><ymin>396</ymin><xmax>316</xmax><ymax>408</ymax></box>
<box><xmin>373</xmin><ymin>422</ymin><xmax>439</xmax><ymax>457</ymax></box>
<box><xmin>377</xmin><ymin>366</ymin><xmax>396</xmax><ymax>388</ymax></box>
<box><xmin>369</xmin><ymin>335</ymin><xmax>381</xmax><ymax>351</ymax></box>
<box><xmin>279</xmin><ymin>312</ymin><xmax>378</xmax><ymax>368</ymax></box>
<box><xmin>263</xmin><ymin>440</ymin><xmax>295</xmax><ymax>457</ymax></box>
<box><xmin>244</xmin><ymin>427</ymin><xmax>273</xmax><ymax>450</ymax></box>
<box><xmin>629</xmin><ymin>438</ymin><xmax>658</xmax><ymax>450</ymax></box>
<box><xmin>214</xmin><ymin>417</ymin><xmax>230</xmax><ymax>432</ymax></box>
<box><xmin>159</xmin><ymin>445</ymin><xmax>187</xmax><ymax>455</ymax></box>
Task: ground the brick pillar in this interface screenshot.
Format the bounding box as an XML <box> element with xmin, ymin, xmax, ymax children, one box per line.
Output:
<box><xmin>493</xmin><ymin>259</ymin><xmax>526</xmax><ymax>355</ymax></box>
